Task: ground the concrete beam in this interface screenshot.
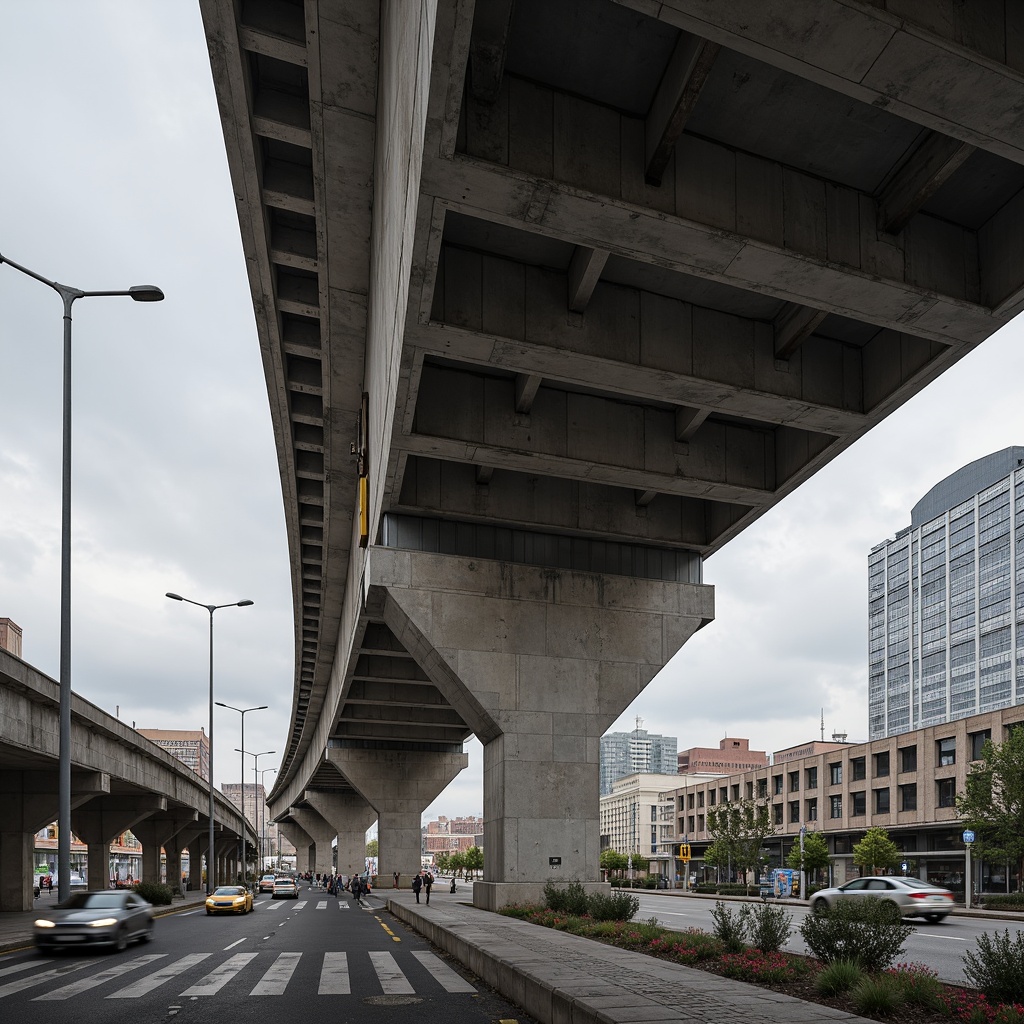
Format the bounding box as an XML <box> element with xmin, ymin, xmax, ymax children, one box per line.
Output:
<box><xmin>674</xmin><ymin>406</ymin><xmax>709</xmax><ymax>443</ymax></box>
<box><xmin>468</xmin><ymin>0</ymin><xmax>514</xmax><ymax>103</ymax></box>
<box><xmin>303</xmin><ymin>790</ymin><xmax>376</xmax><ymax>880</ymax></box>
<box><xmin>289</xmin><ymin>807</ymin><xmax>336</xmax><ymax>876</ymax></box>
<box><xmin>566</xmin><ymin>246</ymin><xmax>609</xmax><ymax>313</ymax></box>
<box><xmin>278</xmin><ymin>820</ymin><xmax>313</xmax><ymax>873</ymax></box>
<box><xmin>645</xmin><ymin>34</ymin><xmax>720</xmax><ymax>186</ymax></box>
<box><xmin>514</xmin><ymin>372</ymin><xmax>542</xmax><ymax>414</ymax></box>
<box><xmin>773</xmin><ymin>303</ymin><xmax>829</xmax><ymax>361</ymax></box>
<box><xmin>132</xmin><ymin>811</ymin><xmax>199</xmax><ymax>885</ymax></box>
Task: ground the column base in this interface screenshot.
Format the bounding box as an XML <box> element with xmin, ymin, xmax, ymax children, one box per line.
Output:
<box><xmin>472</xmin><ymin>880</ymin><xmax>610</xmax><ymax>912</ymax></box>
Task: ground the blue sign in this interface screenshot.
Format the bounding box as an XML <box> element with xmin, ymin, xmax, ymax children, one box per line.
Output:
<box><xmin>963</xmin><ymin>830</ymin><xmax>975</xmax><ymax>844</ymax></box>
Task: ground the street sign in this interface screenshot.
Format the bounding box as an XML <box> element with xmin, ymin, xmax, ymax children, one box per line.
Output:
<box><xmin>901</xmin><ymin>861</ymin><xmax>908</xmax><ymax>873</ymax></box>
<box><xmin>963</xmin><ymin>830</ymin><xmax>975</xmax><ymax>844</ymax></box>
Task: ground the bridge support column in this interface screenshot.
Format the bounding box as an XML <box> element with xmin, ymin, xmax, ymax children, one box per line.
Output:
<box><xmin>216</xmin><ymin>838</ymin><xmax>236</xmax><ymax>885</ymax></box>
<box><xmin>278</xmin><ymin>822</ymin><xmax>313</xmax><ymax>873</ymax></box>
<box><xmin>73</xmin><ymin>797</ymin><xmax>166</xmax><ymax>891</ymax></box>
<box><xmin>132</xmin><ymin>812</ymin><xmax>199</xmax><ymax>885</ymax></box>
<box><xmin>305</xmin><ymin>791</ymin><xmax>376</xmax><ymax>881</ymax></box>
<box><xmin>370</xmin><ymin>548</ymin><xmax>713</xmax><ymax>910</ymax></box>
<box><xmin>327</xmin><ymin>747</ymin><xmax>467</xmax><ymax>884</ymax></box>
<box><xmin>166</xmin><ymin>828</ymin><xmax>202</xmax><ymax>893</ymax></box>
<box><xmin>289</xmin><ymin>808</ymin><xmax>337</xmax><ymax>877</ymax></box>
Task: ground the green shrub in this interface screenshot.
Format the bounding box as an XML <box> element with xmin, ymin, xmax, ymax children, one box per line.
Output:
<box><xmin>693</xmin><ymin>884</ymin><xmax>718</xmax><ymax>894</ymax></box>
<box><xmin>543</xmin><ymin>880</ymin><xmax>588</xmax><ymax>916</ymax></box>
<box><xmin>643</xmin><ymin>877</ymin><xmax>657</xmax><ymax>889</ymax></box>
<box><xmin>962</xmin><ymin>928</ymin><xmax>1024</xmax><ymax>1003</ymax></box>
<box><xmin>980</xmin><ymin>893</ymin><xmax>1024</xmax><ymax>911</ymax></box>
<box><xmin>587</xmin><ymin>890</ymin><xmax>639</xmax><ymax>922</ymax></box>
<box><xmin>798</xmin><ymin>899</ymin><xmax>912</xmax><ymax>971</ymax></box>
<box><xmin>851</xmin><ymin>975</ymin><xmax>904</xmax><ymax>1017</ymax></box>
<box><xmin>814</xmin><ymin>959</ymin><xmax>863</xmax><ymax>996</ymax></box>
<box><xmin>885</xmin><ymin>962</ymin><xmax>942</xmax><ymax>1009</ymax></box>
<box><xmin>715</xmin><ymin>884</ymin><xmax>751</xmax><ymax>896</ymax></box>
<box><xmin>133</xmin><ymin>882</ymin><xmax>173</xmax><ymax>906</ymax></box>
<box><xmin>710</xmin><ymin>900</ymin><xmax>749</xmax><ymax>952</ymax></box>
<box><xmin>747</xmin><ymin>900</ymin><xmax>793</xmax><ymax>954</ymax></box>
<box><xmin>678</xmin><ymin>929</ymin><xmax>725</xmax><ymax>960</ymax></box>
<box><xmin>498</xmin><ymin>902</ymin><xmax>538</xmax><ymax>920</ymax></box>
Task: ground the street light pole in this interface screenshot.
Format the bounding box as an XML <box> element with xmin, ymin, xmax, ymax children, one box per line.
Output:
<box><xmin>1</xmin><ymin>253</ymin><xmax>163</xmax><ymax>905</ymax></box>
<box><xmin>218</xmin><ymin>703</ymin><xmax>267</xmax><ymax>879</ymax></box>
<box><xmin>166</xmin><ymin>593</ymin><xmax>253</xmax><ymax>894</ymax></box>
<box><xmin>238</xmin><ymin>749</ymin><xmax>275</xmax><ymax>873</ymax></box>
<box><xmin>258</xmin><ymin>767</ymin><xmax>277</xmax><ymax>870</ymax></box>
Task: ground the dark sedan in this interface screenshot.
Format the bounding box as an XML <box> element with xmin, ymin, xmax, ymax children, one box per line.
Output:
<box><xmin>34</xmin><ymin>890</ymin><xmax>154</xmax><ymax>952</ymax></box>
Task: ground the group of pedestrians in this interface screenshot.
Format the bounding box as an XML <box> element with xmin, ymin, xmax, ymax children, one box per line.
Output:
<box><xmin>303</xmin><ymin>870</ymin><xmax>372</xmax><ymax>902</ymax></box>
<box><xmin>411</xmin><ymin>870</ymin><xmax>434</xmax><ymax>904</ymax></box>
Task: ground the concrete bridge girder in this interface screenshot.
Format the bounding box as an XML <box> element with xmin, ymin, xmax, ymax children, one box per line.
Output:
<box><xmin>303</xmin><ymin>789</ymin><xmax>376</xmax><ymax>880</ymax></box>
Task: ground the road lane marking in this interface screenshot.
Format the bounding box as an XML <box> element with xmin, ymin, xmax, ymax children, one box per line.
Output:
<box><xmin>368</xmin><ymin>951</ymin><xmax>414</xmax><ymax>994</ymax></box>
<box><xmin>0</xmin><ymin>962</ymin><xmax>40</xmax><ymax>979</ymax></box>
<box><xmin>411</xmin><ymin>951</ymin><xmax>476</xmax><ymax>992</ymax></box>
<box><xmin>251</xmin><ymin>952</ymin><xmax>301</xmax><ymax>995</ymax></box>
<box><xmin>34</xmin><ymin>954</ymin><xmax>166</xmax><ymax>1000</ymax></box>
<box><xmin>0</xmin><ymin>961</ymin><xmax>91</xmax><ymax>998</ymax></box>
<box><xmin>180</xmin><ymin>953</ymin><xmax>257</xmax><ymax>996</ymax></box>
<box><xmin>317</xmin><ymin>901</ymin><xmax>328</xmax><ymax>909</ymax></box>
<box><xmin>374</xmin><ymin>916</ymin><xmax>401</xmax><ymax>942</ymax></box>
<box><xmin>107</xmin><ymin>953</ymin><xmax>213</xmax><ymax>998</ymax></box>
<box><xmin>319</xmin><ymin>952</ymin><xmax>350</xmax><ymax>994</ymax></box>
<box><xmin>293</xmin><ymin>901</ymin><xmax>307</xmax><ymax>910</ymax></box>
<box><xmin>224</xmin><ymin>938</ymin><xmax>248</xmax><ymax>950</ymax></box>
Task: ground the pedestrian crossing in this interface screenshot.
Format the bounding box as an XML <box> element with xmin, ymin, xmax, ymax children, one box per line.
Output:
<box><xmin>4</xmin><ymin>951</ymin><xmax>475</xmax><ymax>1001</ymax></box>
<box><xmin>256</xmin><ymin>898</ymin><xmax>351</xmax><ymax>911</ymax></box>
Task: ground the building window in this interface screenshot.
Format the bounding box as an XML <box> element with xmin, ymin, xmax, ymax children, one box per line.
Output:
<box><xmin>698</xmin><ymin>791</ymin><xmax>705</xmax><ymax>808</ymax></box>
<box><xmin>746</xmin><ymin>781</ymin><xmax>754</xmax><ymax>800</ymax></box>
<box><xmin>830</xmin><ymin>762</ymin><xmax>843</xmax><ymax>785</ymax></box>
<box><xmin>698</xmin><ymin>814</ymin><xmax>705</xmax><ymax>831</ymax></box>
<box><xmin>731</xmin><ymin>784</ymin><xmax>740</xmax><ymax>801</ymax></box>
<box><xmin>806</xmin><ymin>798</ymin><xmax>818</xmax><ymax>822</ymax></box>
<box><xmin>805</xmin><ymin>767</ymin><xmax>818</xmax><ymax>790</ymax></box>
<box><xmin>899</xmin><ymin>745</ymin><xmax>917</xmax><ymax>772</ymax></box>
<box><xmin>874</xmin><ymin>751</ymin><xmax>890</xmax><ymax>777</ymax></box>
<box><xmin>788</xmin><ymin>771</ymin><xmax>800</xmax><ymax>793</ymax></box>
<box><xmin>719</xmin><ymin>787</ymin><xmax>728</xmax><ymax>804</ymax></box>
<box><xmin>850</xmin><ymin>756</ymin><xmax>866</xmax><ymax>781</ymax></box>
<box><xmin>937</xmin><ymin>778</ymin><xmax>957</xmax><ymax>808</ymax></box>
<box><xmin>970</xmin><ymin>730</ymin><xmax>992</xmax><ymax>761</ymax></box>
<box><xmin>687</xmin><ymin>793</ymin><xmax>694</xmax><ymax>810</ymax></box>
<box><xmin>874</xmin><ymin>788</ymin><xmax>890</xmax><ymax>813</ymax></box>
<box><xmin>851</xmin><ymin>791</ymin><xmax>866</xmax><ymax>816</ymax></box>
<box><xmin>773</xmin><ymin>804</ymin><xmax>783</xmax><ymax>825</ymax></box>
<box><xmin>687</xmin><ymin>815</ymin><xmax>695</xmax><ymax>834</ymax></box>
<box><xmin>899</xmin><ymin>784</ymin><xmax>917</xmax><ymax>811</ymax></box>
<box><xmin>937</xmin><ymin>738</ymin><xmax>956</xmax><ymax>767</ymax></box>
<box><xmin>830</xmin><ymin>795</ymin><xmax>842</xmax><ymax>818</ymax></box>
<box><xmin>789</xmin><ymin>800</ymin><xmax>800</xmax><ymax>824</ymax></box>
<box><xmin>757</xmin><ymin>778</ymin><xmax>768</xmax><ymax>799</ymax></box>
<box><xmin>651</xmin><ymin>805</ymin><xmax>658</xmax><ymax>822</ymax></box>
<box><xmin>708</xmin><ymin>788</ymin><xmax>716</xmax><ymax>805</ymax></box>
<box><xmin>772</xmin><ymin>775</ymin><xmax>783</xmax><ymax>796</ymax></box>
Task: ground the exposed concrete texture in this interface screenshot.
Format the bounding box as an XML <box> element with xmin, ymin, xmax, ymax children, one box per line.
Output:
<box><xmin>73</xmin><ymin>797</ymin><xmax>166</xmax><ymax>892</ymax></box>
<box><xmin>369</xmin><ymin>546</ymin><xmax>713</xmax><ymax>908</ymax></box>
<box><xmin>132</xmin><ymin>812</ymin><xmax>199</xmax><ymax>884</ymax></box>
<box><xmin>0</xmin><ymin>832</ymin><xmax>34</xmax><ymax>914</ymax></box>
<box><xmin>165</xmin><ymin>828</ymin><xmax>203</xmax><ymax>891</ymax></box>
<box><xmin>327</xmin><ymin>746</ymin><xmax>468</xmax><ymax>880</ymax></box>
<box><xmin>304</xmin><ymin>790</ymin><xmax>376</xmax><ymax>879</ymax></box>
<box><xmin>278</xmin><ymin>820</ymin><xmax>315</xmax><ymax>874</ymax></box>
<box><xmin>289</xmin><ymin>806</ymin><xmax>338</xmax><ymax>877</ymax></box>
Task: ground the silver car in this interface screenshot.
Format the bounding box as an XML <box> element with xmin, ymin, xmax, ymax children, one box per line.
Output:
<box><xmin>809</xmin><ymin>875</ymin><xmax>954</xmax><ymax>923</ymax></box>
<box><xmin>272</xmin><ymin>876</ymin><xmax>299</xmax><ymax>899</ymax></box>
<box><xmin>34</xmin><ymin>890</ymin><xmax>154</xmax><ymax>952</ymax></box>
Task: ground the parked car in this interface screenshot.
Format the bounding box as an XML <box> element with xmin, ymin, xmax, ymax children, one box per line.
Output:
<box><xmin>809</xmin><ymin>875</ymin><xmax>954</xmax><ymax>923</ymax></box>
<box><xmin>34</xmin><ymin>890</ymin><xmax>154</xmax><ymax>952</ymax></box>
<box><xmin>258</xmin><ymin>873</ymin><xmax>277</xmax><ymax>893</ymax></box>
<box><xmin>272</xmin><ymin>876</ymin><xmax>299</xmax><ymax>899</ymax></box>
<box><xmin>205</xmin><ymin>885</ymin><xmax>254</xmax><ymax>915</ymax></box>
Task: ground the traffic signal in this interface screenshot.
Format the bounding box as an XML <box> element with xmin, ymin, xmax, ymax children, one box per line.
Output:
<box><xmin>678</xmin><ymin>843</ymin><xmax>691</xmax><ymax>860</ymax></box>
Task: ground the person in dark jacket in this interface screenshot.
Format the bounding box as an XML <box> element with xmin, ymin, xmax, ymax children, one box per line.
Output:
<box><xmin>411</xmin><ymin>872</ymin><xmax>423</xmax><ymax>903</ymax></box>
<box><xmin>423</xmin><ymin>871</ymin><xmax>433</xmax><ymax>904</ymax></box>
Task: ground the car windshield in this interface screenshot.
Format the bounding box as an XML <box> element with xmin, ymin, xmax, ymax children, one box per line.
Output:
<box><xmin>261</xmin><ymin>875</ymin><xmax>275</xmax><ymax>880</ymax></box>
<box><xmin>274</xmin><ymin>880</ymin><xmax>294</xmax><ymax>886</ymax></box>
<box><xmin>213</xmin><ymin>887</ymin><xmax>244</xmax><ymax>896</ymax></box>
<box><xmin>59</xmin><ymin>893</ymin><xmax>124</xmax><ymax>909</ymax></box>
<box><xmin>896</xmin><ymin>877</ymin><xmax>938</xmax><ymax>889</ymax></box>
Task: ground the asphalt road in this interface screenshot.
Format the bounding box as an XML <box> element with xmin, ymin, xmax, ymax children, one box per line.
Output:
<box><xmin>633</xmin><ymin>892</ymin><xmax>1024</xmax><ymax>985</ymax></box>
<box><xmin>0</xmin><ymin>882</ymin><xmax>533</xmax><ymax>1024</ymax></box>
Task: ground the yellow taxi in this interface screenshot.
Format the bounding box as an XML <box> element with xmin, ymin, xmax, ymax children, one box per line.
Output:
<box><xmin>205</xmin><ymin>885</ymin><xmax>254</xmax><ymax>915</ymax></box>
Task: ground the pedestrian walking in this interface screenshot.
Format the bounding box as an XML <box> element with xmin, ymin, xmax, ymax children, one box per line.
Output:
<box><xmin>411</xmin><ymin>872</ymin><xmax>422</xmax><ymax>903</ymax></box>
<box><xmin>449</xmin><ymin>875</ymin><xmax>457</xmax><ymax>893</ymax></box>
<box><xmin>393</xmin><ymin>871</ymin><xmax>400</xmax><ymax>889</ymax></box>
<box><xmin>46</xmin><ymin>875</ymin><xmax>53</xmax><ymax>895</ymax></box>
<box><xmin>423</xmin><ymin>870</ymin><xmax>433</xmax><ymax>904</ymax></box>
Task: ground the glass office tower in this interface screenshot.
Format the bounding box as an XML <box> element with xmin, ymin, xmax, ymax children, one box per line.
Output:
<box><xmin>600</xmin><ymin>725</ymin><xmax>678</xmax><ymax>795</ymax></box>
<box><xmin>869</xmin><ymin>447</ymin><xmax>1024</xmax><ymax>739</ymax></box>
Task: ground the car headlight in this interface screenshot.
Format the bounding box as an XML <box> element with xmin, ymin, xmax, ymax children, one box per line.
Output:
<box><xmin>35</xmin><ymin>919</ymin><xmax>55</xmax><ymax>928</ymax></box>
<box><xmin>89</xmin><ymin>918</ymin><xmax>119</xmax><ymax>928</ymax></box>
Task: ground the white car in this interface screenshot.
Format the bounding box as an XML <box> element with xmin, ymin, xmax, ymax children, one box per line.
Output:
<box><xmin>809</xmin><ymin>876</ymin><xmax>954</xmax><ymax>923</ymax></box>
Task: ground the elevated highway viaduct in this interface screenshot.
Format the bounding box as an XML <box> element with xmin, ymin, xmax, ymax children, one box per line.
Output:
<box><xmin>200</xmin><ymin>0</ymin><xmax>1024</xmax><ymax>908</ymax></box>
<box><xmin>0</xmin><ymin>648</ymin><xmax>256</xmax><ymax>911</ymax></box>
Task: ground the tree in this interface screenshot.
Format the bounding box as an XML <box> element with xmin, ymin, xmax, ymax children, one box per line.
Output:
<box><xmin>434</xmin><ymin>852</ymin><xmax>450</xmax><ymax>875</ymax></box>
<box><xmin>706</xmin><ymin>799</ymin><xmax>775</xmax><ymax>878</ymax></box>
<box><xmin>449</xmin><ymin>851</ymin><xmax>466</xmax><ymax>878</ymax></box>
<box><xmin>702</xmin><ymin>839</ymin><xmax>730</xmax><ymax>882</ymax></box>
<box><xmin>600</xmin><ymin>849</ymin><xmax>628</xmax><ymax>876</ymax></box>
<box><xmin>786</xmin><ymin>830</ymin><xmax>832</xmax><ymax>882</ymax></box>
<box><xmin>365</xmin><ymin>838</ymin><xmax>378</xmax><ymax>858</ymax></box>
<box><xmin>852</xmin><ymin>827</ymin><xmax>902</xmax><ymax>875</ymax></box>
<box><xmin>958</xmin><ymin>727</ymin><xmax>1024</xmax><ymax>889</ymax></box>
<box><xmin>464</xmin><ymin>845</ymin><xmax>484</xmax><ymax>879</ymax></box>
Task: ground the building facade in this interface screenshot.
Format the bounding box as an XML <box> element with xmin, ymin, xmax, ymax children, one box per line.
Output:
<box><xmin>138</xmin><ymin>728</ymin><xmax>211</xmax><ymax>781</ymax></box>
<box><xmin>0</xmin><ymin>618</ymin><xmax>22</xmax><ymax>658</ymax></box>
<box><xmin>869</xmin><ymin>448</ymin><xmax>1024</xmax><ymax>739</ymax></box>
<box><xmin>221</xmin><ymin>783</ymin><xmax>294</xmax><ymax>867</ymax></box>
<box><xmin>422</xmin><ymin>815</ymin><xmax>483</xmax><ymax>860</ymax></box>
<box><xmin>678</xmin><ymin>736</ymin><xmax>769</xmax><ymax>774</ymax></box>
<box><xmin>600</xmin><ymin>724</ymin><xmax>677</xmax><ymax>795</ymax></box>
<box><xmin>669</xmin><ymin>705</ymin><xmax>1024</xmax><ymax>896</ymax></box>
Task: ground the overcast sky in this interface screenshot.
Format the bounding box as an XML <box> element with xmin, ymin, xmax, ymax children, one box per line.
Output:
<box><xmin>2</xmin><ymin>5</ymin><xmax>1023</xmax><ymax>831</ymax></box>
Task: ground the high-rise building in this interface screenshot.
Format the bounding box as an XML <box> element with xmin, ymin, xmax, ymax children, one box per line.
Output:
<box><xmin>869</xmin><ymin>447</ymin><xmax>1024</xmax><ymax>739</ymax></box>
<box><xmin>137</xmin><ymin>728</ymin><xmax>210</xmax><ymax>781</ymax></box>
<box><xmin>600</xmin><ymin>721</ymin><xmax>677</xmax><ymax>796</ymax></box>
<box><xmin>221</xmin><ymin>782</ymin><xmax>295</xmax><ymax>866</ymax></box>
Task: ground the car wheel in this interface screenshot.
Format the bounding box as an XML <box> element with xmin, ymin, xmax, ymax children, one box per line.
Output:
<box><xmin>206</xmin><ymin>908</ymin><xmax>212</xmax><ymax>916</ymax></box>
<box><xmin>923</xmin><ymin>913</ymin><xmax>946</xmax><ymax>924</ymax></box>
<box><xmin>140</xmin><ymin>922</ymin><xmax>154</xmax><ymax>943</ymax></box>
<box><xmin>811</xmin><ymin>898</ymin><xmax>829</xmax><ymax>915</ymax></box>
<box><xmin>115</xmin><ymin>926</ymin><xmax>128</xmax><ymax>953</ymax></box>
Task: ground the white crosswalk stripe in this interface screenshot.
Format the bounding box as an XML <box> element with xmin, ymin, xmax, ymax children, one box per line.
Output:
<box><xmin>34</xmin><ymin>954</ymin><xmax>166</xmax><ymax>1001</ymax></box>
<box><xmin>262</xmin><ymin>901</ymin><xmax>286</xmax><ymax>911</ymax></box>
<box><xmin>319</xmin><ymin>952</ymin><xmax>349</xmax><ymax>995</ymax></box>
<box><xmin>179</xmin><ymin>953</ymin><xmax>258</xmax><ymax>996</ymax></box>
<box><xmin>293</xmin><ymin>901</ymin><xmax>307</xmax><ymax>910</ymax></box>
<box><xmin>410</xmin><ymin>951</ymin><xmax>477</xmax><ymax>992</ymax></box>
<box><xmin>0</xmin><ymin>961</ymin><xmax>91</xmax><ymax>999</ymax></box>
<box><xmin>316</xmin><ymin>900</ymin><xmax>328</xmax><ymax>909</ymax></box>
<box><xmin>250</xmin><ymin>952</ymin><xmax>301</xmax><ymax>995</ymax></box>
<box><xmin>368</xmin><ymin>951</ymin><xmax>414</xmax><ymax>994</ymax></box>
<box><xmin>107</xmin><ymin>953</ymin><xmax>213</xmax><ymax>998</ymax></box>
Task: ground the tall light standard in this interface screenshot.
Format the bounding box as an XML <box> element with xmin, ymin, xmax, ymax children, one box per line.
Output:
<box><xmin>165</xmin><ymin>593</ymin><xmax>253</xmax><ymax>894</ymax></box>
<box><xmin>258</xmin><ymin>767</ymin><xmax>277</xmax><ymax>870</ymax></box>
<box><xmin>218</xmin><ymin>703</ymin><xmax>267</xmax><ymax>878</ymax></box>
<box><xmin>236</xmin><ymin>747</ymin><xmax>275</xmax><ymax>870</ymax></box>
<box><xmin>1</xmin><ymin>253</ymin><xmax>164</xmax><ymax>904</ymax></box>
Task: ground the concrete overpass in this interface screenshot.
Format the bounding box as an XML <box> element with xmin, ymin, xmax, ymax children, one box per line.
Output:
<box><xmin>0</xmin><ymin>648</ymin><xmax>256</xmax><ymax>911</ymax></box>
<box><xmin>200</xmin><ymin>0</ymin><xmax>1024</xmax><ymax>907</ymax></box>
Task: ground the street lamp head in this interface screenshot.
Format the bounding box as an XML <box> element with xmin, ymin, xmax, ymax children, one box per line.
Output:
<box><xmin>129</xmin><ymin>284</ymin><xmax>164</xmax><ymax>302</ymax></box>
<box><xmin>237</xmin><ymin>599</ymin><xmax>254</xmax><ymax>607</ymax></box>
<box><xmin>165</xmin><ymin>592</ymin><xmax>183</xmax><ymax>601</ymax></box>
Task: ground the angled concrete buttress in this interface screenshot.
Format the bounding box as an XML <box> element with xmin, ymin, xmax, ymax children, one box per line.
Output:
<box><xmin>278</xmin><ymin>820</ymin><xmax>314</xmax><ymax>874</ymax></box>
<box><xmin>288</xmin><ymin>807</ymin><xmax>338</xmax><ymax>877</ymax></box>
<box><xmin>0</xmin><ymin>770</ymin><xmax>110</xmax><ymax>910</ymax></box>
<box><xmin>368</xmin><ymin>547</ymin><xmax>713</xmax><ymax>909</ymax></box>
<box><xmin>73</xmin><ymin>796</ymin><xmax>166</xmax><ymax>892</ymax></box>
<box><xmin>166</xmin><ymin>827</ymin><xmax>204</xmax><ymax>891</ymax></box>
<box><xmin>132</xmin><ymin>810</ymin><xmax>199</xmax><ymax>884</ymax></box>
<box><xmin>304</xmin><ymin>791</ymin><xmax>376</xmax><ymax>880</ymax></box>
<box><xmin>327</xmin><ymin>747</ymin><xmax>468</xmax><ymax>883</ymax></box>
